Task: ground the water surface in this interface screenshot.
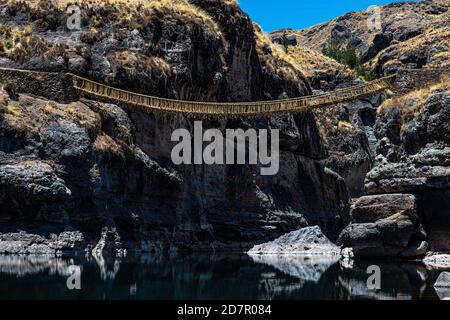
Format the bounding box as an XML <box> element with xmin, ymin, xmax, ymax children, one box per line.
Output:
<box><xmin>0</xmin><ymin>253</ymin><xmax>447</xmax><ymax>300</ymax></box>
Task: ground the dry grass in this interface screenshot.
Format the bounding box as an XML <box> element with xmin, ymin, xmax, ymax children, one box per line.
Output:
<box><xmin>108</xmin><ymin>50</ymin><xmax>172</xmax><ymax>77</ymax></box>
<box><xmin>79</xmin><ymin>28</ymin><xmax>107</xmax><ymax>45</ymax></box>
<box><xmin>93</xmin><ymin>133</ymin><xmax>125</xmax><ymax>157</ymax></box>
<box><xmin>3</xmin><ymin>102</ymin><xmax>21</xmax><ymax>117</ymax></box>
<box><xmin>254</xmin><ymin>24</ymin><xmax>307</xmax><ymax>82</ymax></box>
<box><xmin>287</xmin><ymin>45</ymin><xmax>354</xmax><ymax>77</ymax></box>
<box><xmin>0</xmin><ymin>90</ymin><xmax>101</xmax><ymax>135</ymax></box>
<box><xmin>368</xmin><ymin>26</ymin><xmax>450</xmax><ymax>71</ymax></box>
<box><xmin>3</xmin><ymin>0</ymin><xmax>225</xmax><ymax>72</ymax></box>
<box><xmin>338</xmin><ymin>120</ymin><xmax>354</xmax><ymax>130</ymax></box>
<box><xmin>0</xmin><ymin>23</ymin><xmax>72</xmax><ymax>64</ymax></box>
<box><xmin>379</xmin><ymin>75</ymin><xmax>449</xmax><ymax>128</ymax></box>
<box><xmin>6</xmin><ymin>0</ymin><xmax>223</xmax><ymax>36</ymax></box>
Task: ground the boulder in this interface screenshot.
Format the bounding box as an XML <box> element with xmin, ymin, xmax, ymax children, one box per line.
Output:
<box><xmin>351</xmin><ymin>193</ymin><xmax>417</xmax><ymax>223</ymax></box>
<box><xmin>338</xmin><ymin>211</ymin><xmax>427</xmax><ymax>258</ymax></box>
<box><xmin>248</xmin><ymin>226</ymin><xmax>340</xmax><ymax>255</ymax></box>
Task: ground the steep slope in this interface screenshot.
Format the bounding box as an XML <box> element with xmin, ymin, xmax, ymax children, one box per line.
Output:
<box><xmin>368</xmin><ymin>24</ymin><xmax>450</xmax><ymax>75</ymax></box>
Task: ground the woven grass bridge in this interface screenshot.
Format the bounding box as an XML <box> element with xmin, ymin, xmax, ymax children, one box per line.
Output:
<box><xmin>71</xmin><ymin>74</ymin><xmax>395</xmax><ymax>117</ymax></box>
<box><xmin>0</xmin><ymin>66</ymin><xmax>396</xmax><ymax>117</ymax></box>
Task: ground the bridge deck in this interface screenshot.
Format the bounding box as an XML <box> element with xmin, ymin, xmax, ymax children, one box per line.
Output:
<box><xmin>71</xmin><ymin>74</ymin><xmax>395</xmax><ymax>117</ymax></box>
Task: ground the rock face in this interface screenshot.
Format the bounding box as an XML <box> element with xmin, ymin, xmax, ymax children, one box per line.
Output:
<box><xmin>315</xmin><ymin>98</ymin><xmax>380</xmax><ymax>197</ymax></box>
<box><xmin>0</xmin><ymin>0</ymin><xmax>310</xmax><ymax>101</ymax></box>
<box><xmin>0</xmin><ymin>1</ymin><xmax>351</xmax><ymax>252</ymax></box>
<box><xmin>248</xmin><ymin>226</ymin><xmax>340</xmax><ymax>255</ymax></box>
<box><xmin>338</xmin><ymin>82</ymin><xmax>450</xmax><ymax>257</ymax></box>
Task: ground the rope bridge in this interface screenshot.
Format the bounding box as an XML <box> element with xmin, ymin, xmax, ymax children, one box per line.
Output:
<box><xmin>71</xmin><ymin>74</ymin><xmax>395</xmax><ymax>117</ymax></box>
<box><xmin>0</xmin><ymin>66</ymin><xmax>395</xmax><ymax>117</ymax></box>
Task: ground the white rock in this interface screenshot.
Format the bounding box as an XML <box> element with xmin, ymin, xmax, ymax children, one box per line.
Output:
<box><xmin>247</xmin><ymin>226</ymin><xmax>340</xmax><ymax>256</ymax></box>
<box><xmin>423</xmin><ymin>254</ymin><xmax>450</xmax><ymax>269</ymax></box>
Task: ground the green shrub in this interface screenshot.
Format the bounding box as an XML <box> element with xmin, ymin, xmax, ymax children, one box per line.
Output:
<box><xmin>322</xmin><ymin>38</ymin><xmax>376</xmax><ymax>81</ymax></box>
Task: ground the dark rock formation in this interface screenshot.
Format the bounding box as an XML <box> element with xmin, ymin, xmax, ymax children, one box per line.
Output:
<box><xmin>338</xmin><ymin>213</ymin><xmax>428</xmax><ymax>258</ymax></box>
<box><xmin>339</xmin><ymin>82</ymin><xmax>450</xmax><ymax>258</ymax></box>
<box><xmin>315</xmin><ymin>95</ymin><xmax>386</xmax><ymax>197</ymax></box>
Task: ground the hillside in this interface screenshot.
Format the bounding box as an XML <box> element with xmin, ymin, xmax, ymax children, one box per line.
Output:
<box><xmin>271</xmin><ymin>0</ymin><xmax>449</xmax><ymax>75</ymax></box>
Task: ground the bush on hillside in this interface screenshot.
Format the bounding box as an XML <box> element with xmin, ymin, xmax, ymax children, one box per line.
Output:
<box><xmin>322</xmin><ymin>37</ymin><xmax>376</xmax><ymax>81</ymax></box>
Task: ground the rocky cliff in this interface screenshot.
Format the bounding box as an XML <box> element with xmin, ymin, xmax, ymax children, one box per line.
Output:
<box><xmin>269</xmin><ymin>0</ymin><xmax>450</xmax><ymax>259</ymax></box>
<box><xmin>0</xmin><ymin>0</ymin><xmax>351</xmax><ymax>254</ymax></box>
<box><xmin>338</xmin><ymin>77</ymin><xmax>450</xmax><ymax>258</ymax></box>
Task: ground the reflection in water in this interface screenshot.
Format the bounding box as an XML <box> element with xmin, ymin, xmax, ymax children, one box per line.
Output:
<box><xmin>249</xmin><ymin>254</ymin><xmax>340</xmax><ymax>299</ymax></box>
<box><xmin>0</xmin><ymin>253</ymin><xmax>448</xmax><ymax>300</ymax></box>
<box><xmin>91</xmin><ymin>252</ymin><xmax>122</xmax><ymax>281</ymax></box>
<box><xmin>249</xmin><ymin>255</ymin><xmax>339</xmax><ymax>281</ymax></box>
<box><xmin>435</xmin><ymin>288</ymin><xmax>450</xmax><ymax>300</ymax></box>
<box><xmin>0</xmin><ymin>255</ymin><xmax>75</xmax><ymax>277</ymax></box>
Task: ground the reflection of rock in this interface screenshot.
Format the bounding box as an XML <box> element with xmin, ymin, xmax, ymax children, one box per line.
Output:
<box><xmin>248</xmin><ymin>226</ymin><xmax>340</xmax><ymax>255</ymax></box>
<box><xmin>434</xmin><ymin>271</ymin><xmax>450</xmax><ymax>287</ymax></box>
<box><xmin>0</xmin><ymin>254</ymin><xmax>75</xmax><ymax>276</ymax></box>
<box><xmin>91</xmin><ymin>228</ymin><xmax>125</xmax><ymax>280</ymax></box>
<box><xmin>91</xmin><ymin>252</ymin><xmax>122</xmax><ymax>281</ymax></box>
<box><xmin>338</xmin><ymin>276</ymin><xmax>412</xmax><ymax>300</ymax></box>
<box><xmin>435</xmin><ymin>288</ymin><xmax>450</xmax><ymax>300</ymax></box>
<box><xmin>250</xmin><ymin>254</ymin><xmax>339</xmax><ymax>283</ymax></box>
<box><xmin>423</xmin><ymin>254</ymin><xmax>450</xmax><ymax>269</ymax></box>
<box><xmin>434</xmin><ymin>272</ymin><xmax>450</xmax><ymax>300</ymax></box>
<box><xmin>338</xmin><ymin>262</ymin><xmax>429</xmax><ymax>300</ymax></box>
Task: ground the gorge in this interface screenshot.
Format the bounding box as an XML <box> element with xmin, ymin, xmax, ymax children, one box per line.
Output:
<box><xmin>0</xmin><ymin>0</ymin><xmax>449</xmax><ymax>300</ymax></box>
